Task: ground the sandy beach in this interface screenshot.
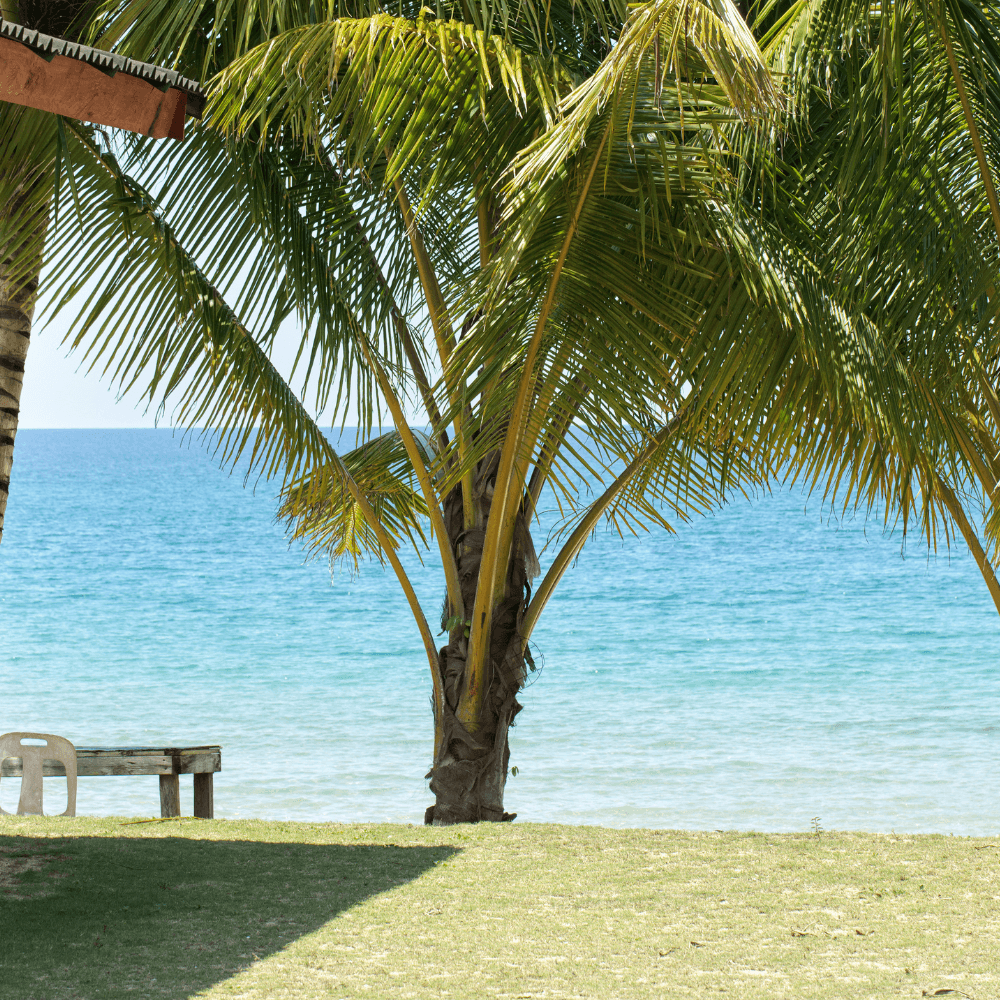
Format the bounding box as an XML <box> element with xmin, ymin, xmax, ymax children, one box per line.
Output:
<box><xmin>1</xmin><ymin>816</ymin><xmax>997</xmax><ymax>998</ymax></box>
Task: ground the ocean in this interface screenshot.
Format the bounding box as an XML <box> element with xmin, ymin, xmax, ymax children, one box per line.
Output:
<box><xmin>1</xmin><ymin>429</ymin><xmax>997</xmax><ymax>833</ymax></box>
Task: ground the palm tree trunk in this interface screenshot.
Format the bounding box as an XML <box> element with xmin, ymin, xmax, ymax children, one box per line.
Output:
<box><xmin>0</xmin><ymin>187</ymin><xmax>45</xmax><ymax>545</ymax></box>
<box><xmin>425</xmin><ymin>455</ymin><xmax>538</xmax><ymax>825</ymax></box>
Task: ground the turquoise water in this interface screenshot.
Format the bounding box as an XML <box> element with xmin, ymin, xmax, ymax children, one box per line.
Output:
<box><xmin>0</xmin><ymin>429</ymin><xmax>997</xmax><ymax>833</ymax></box>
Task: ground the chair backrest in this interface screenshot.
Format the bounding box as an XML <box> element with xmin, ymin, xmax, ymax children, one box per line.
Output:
<box><xmin>0</xmin><ymin>732</ymin><xmax>77</xmax><ymax>817</ymax></box>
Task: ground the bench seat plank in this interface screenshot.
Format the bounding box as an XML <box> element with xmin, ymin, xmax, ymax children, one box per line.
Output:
<box><xmin>78</xmin><ymin>755</ymin><xmax>175</xmax><ymax>776</ymax></box>
<box><xmin>1</xmin><ymin>746</ymin><xmax>221</xmax><ymax>778</ymax></box>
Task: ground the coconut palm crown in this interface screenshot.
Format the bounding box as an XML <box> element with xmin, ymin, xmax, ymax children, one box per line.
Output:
<box><xmin>7</xmin><ymin>0</ymin><xmax>1000</xmax><ymax>822</ymax></box>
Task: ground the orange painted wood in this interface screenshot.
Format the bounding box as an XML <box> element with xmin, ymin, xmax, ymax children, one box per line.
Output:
<box><xmin>0</xmin><ymin>34</ymin><xmax>186</xmax><ymax>138</ymax></box>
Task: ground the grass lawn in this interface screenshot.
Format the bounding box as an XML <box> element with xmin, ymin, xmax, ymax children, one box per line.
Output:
<box><xmin>1</xmin><ymin>816</ymin><xmax>998</xmax><ymax>999</ymax></box>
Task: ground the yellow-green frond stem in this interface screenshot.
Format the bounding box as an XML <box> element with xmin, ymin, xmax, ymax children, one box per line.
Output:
<box><xmin>391</xmin><ymin>171</ymin><xmax>476</xmax><ymax>531</ymax></box>
<box><xmin>488</xmin><ymin>339</ymin><xmax>574</xmax><ymax>602</ymax></box>
<box><xmin>520</xmin><ymin>411</ymin><xmax>686</xmax><ymax>644</ymax></box>
<box><xmin>936</xmin><ymin>1</ymin><xmax>1000</xmax><ymax>248</ymax></box>
<box><xmin>391</xmin><ymin>172</ymin><xmax>458</xmax><ymax>368</ymax></box>
<box><xmin>358</xmin><ymin>336</ymin><xmax>466</xmax><ymax>621</ymax></box>
<box><xmin>50</xmin><ymin>122</ymin><xmax>445</xmax><ymax>714</ymax></box>
<box><xmin>332</xmin><ymin>459</ymin><xmax>444</xmax><ymax>723</ymax></box>
<box><xmin>458</xmin><ymin>119</ymin><xmax>613</xmax><ymax>733</ymax></box>
<box><xmin>937</xmin><ymin>476</ymin><xmax>1000</xmax><ymax>617</ymax></box>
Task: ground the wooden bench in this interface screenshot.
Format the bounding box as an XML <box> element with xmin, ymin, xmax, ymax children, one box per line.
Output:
<box><xmin>0</xmin><ymin>745</ymin><xmax>221</xmax><ymax>818</ymax></box>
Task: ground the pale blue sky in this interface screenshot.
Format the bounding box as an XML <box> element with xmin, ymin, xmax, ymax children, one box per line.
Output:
<box><xmin>20</xmin><ymin>315</ymin><xmax>157</xmax><ymax>428</ymax></box>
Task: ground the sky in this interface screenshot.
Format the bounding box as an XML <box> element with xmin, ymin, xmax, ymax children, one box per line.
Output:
<box><xmin>19</xmin><ymin>314</ymin><xmax>157</xmax><ymax>428</ymax></box>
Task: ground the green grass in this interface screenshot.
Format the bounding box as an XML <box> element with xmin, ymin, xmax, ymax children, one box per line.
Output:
<box><xmin>1</xmin><ymin>816</ymin><xmax>998</xmax><ymax>999</ymax></box>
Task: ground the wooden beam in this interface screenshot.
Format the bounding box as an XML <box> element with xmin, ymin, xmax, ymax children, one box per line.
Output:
<box><xmin>0</xmin><ymin>745</ymin><xmax>222</xmax><ymax>777</ymax></box>
<box><xmin>0</xmin><ymin>29</ymin><xmax>197</xmax><ymax>138</ymax></box>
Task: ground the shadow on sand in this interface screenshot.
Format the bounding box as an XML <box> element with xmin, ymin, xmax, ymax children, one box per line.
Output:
<box><xmin>0</xmin><ymin>830</ymin><xmax>457</xmax><ymax>999</ymax></box>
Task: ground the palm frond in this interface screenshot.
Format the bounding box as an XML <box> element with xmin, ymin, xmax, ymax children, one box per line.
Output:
<box><xmin>210</xmin><ymin>14</ymin><xmax>567</xmax><ymax>178</ymax></box>
<box><xmin>278</xmin><ymin>428</ymin><xmax>436</xmax><ymax>569</ymax></box>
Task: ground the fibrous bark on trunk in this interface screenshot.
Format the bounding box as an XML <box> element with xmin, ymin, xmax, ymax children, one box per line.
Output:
<box><xmin>425</xmin><ymin>448</ymin><xmax>539</xmax><ymax>825</ymax></box>
<box><xmin>0</xmin><ymin>185</ymin><xmax>46</xmax><ymax>545</ymax></box>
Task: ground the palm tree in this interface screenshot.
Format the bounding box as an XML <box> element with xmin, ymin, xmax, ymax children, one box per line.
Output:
<box><xmin>214</xmin><ymin>0</ymin><xmax>1000</xmax><ymax>821</ymax></box>
<box><xmin>26</xmin><ymin>0</ymin><xmax>779</xmax><ymax>823</ymax></box>
<box><xmin>19</xmin><ymin>0</ymin><xmax>1000</xmax><ymax>824</ymax></box>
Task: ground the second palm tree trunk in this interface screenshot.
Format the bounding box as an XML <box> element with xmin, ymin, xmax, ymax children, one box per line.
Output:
<box><xmin>0</xmin><ymin>186</ymin><xmax>45</xmax><ymax>545</ymax></box>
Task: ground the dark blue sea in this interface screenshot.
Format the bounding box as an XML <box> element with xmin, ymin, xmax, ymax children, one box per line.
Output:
<box><xmin>1</xmin><ymin>429</ymin><xmax>997</xmax><ymax>833</ymax></box>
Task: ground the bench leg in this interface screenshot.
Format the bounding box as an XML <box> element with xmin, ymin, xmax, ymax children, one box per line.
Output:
<box><xmin>159</xmin><ymin>774</ymin><xmax>180</xmax><ymax>817</ymax></box>
<box><xmin>193</xmin><ymin>773</ymin><xmax>213</xmax><ymax>819</ymax></box>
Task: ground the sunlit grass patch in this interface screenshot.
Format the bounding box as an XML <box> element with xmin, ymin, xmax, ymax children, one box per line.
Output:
<box><xmin>1</xmin><ymin>816</ymin><xmax>998</xmax><ymax>998</ymax></box>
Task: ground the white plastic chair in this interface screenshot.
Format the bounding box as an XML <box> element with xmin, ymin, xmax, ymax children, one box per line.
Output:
<box><xmin>0</xmin><ymin>732</ymin><xmax>77</xmax><ymax>816</ymax></box>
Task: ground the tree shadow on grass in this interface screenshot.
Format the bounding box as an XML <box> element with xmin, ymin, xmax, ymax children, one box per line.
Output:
<box><xmin>0</xmin><ymin>831</ymin><xmax>458</xmax><ymax>1000</ymax></box>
